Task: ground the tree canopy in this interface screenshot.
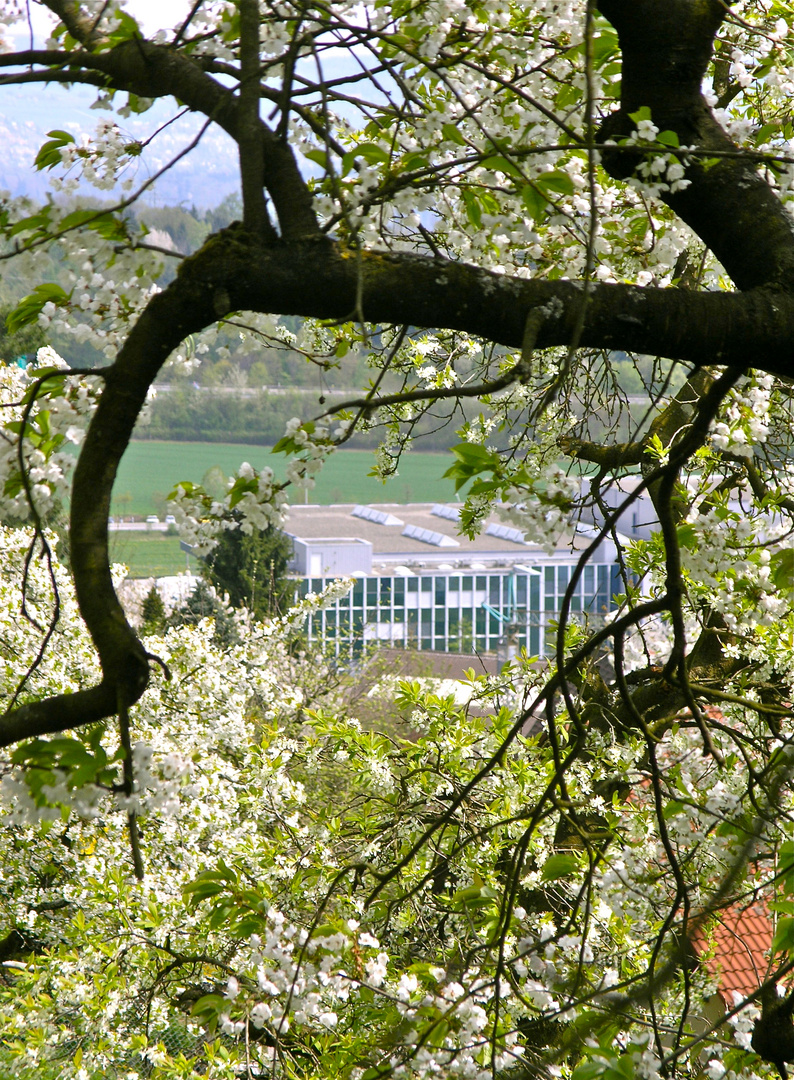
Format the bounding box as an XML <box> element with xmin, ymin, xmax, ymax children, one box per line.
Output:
<box><xmin>0</xmin><ymin>1</ymin><xmax>793</xmax><ymax>1078</ymax></box>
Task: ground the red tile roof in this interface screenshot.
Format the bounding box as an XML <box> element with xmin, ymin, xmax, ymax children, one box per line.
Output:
<box><xmin>699</xmin><ymin>901</ymin><xmax>772</xmax><ymax>1004</ymax></box>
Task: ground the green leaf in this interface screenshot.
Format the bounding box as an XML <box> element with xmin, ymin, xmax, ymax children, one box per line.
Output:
<box><xmin>541</xmin><ymin>853</ymin><xmax>580</xmax><ymax>880</ymax></box>
<box><xmin>303</xmin><ymin>149</ymin><xmax>329</xmax><ymax>170</ymax></box>
<box><xmin>604</xmin><ymin>1058</ymin><xmax>635</xmax><ymax>1080</ymax></box>
<box><xmin>443</xmin><ymin>444</ymin><xmax>500</xmax><ymax>492</ymax></box>
<box><xmin>190</xmin><ymin>993</ymin><xmax>226</xmax><ymax>1022</ymax></box>
<box><xmin>9</xmin><ymin>208</ymin><xmax>52</xmax><ymax>238</ymax></box>
<box><xmin>449</xmin><ymin>443</ymin><xmax>498</xmax><ymax>467</ymax></box>
<box><xmin>341</xmin><ymin>142</ymin><xmax>390</xmax><ymax>176</ymax></box>
<box><xmin>441</xmin><ymin>123</ymin><xmax>466</xmax><ymax>146</ymax></box>
<box><xmin>592</xmin><ymin>25</ymin><xmax>619</xmax><ymax>67</ymax></box>
<box><xmin>771</xmin><ymin>548</ymin><xmax>794</xmax><ymax>592</ymax></box>
<box><xmin>676</xmin><ymin>524</ymin><xmax>696</xmax><ymax>550</ymax></box>
<box><xmin>461</xmin><ymin>189</ymin><xmax>482</xmax><ymax>228</ymax></box>
<box><xmin>355</xmin><ymin>142</ymin><xmax>390</xmax><ymax>164</ymax></box>
<box><xmin>481</xmin><ymin>154</ymin><xmax>524</xmax><ymax>180</ymax></box>
<box><xmin>628</xmin><ymin>106</ymin><xmax>653</xmax><ymax>125</ymax></box>
<box><xmin>537</xmin><ymin>170</ymin><xmax>575</xmax><ymax>197</ymax></box>
<box><xmin>124</xmin><ymin>94</ymin><xmax>150</xmax><ymax>116</ymax></box>
<box><xmin>57</xmin><ymin>209</ymin><xmax>130</xmax><ymax>243</ymax></box>
<box><xmin>7</xmin><ymin>284</ymin><xmax>70</xmax><ymax>334</ymax></box>
<box><xmin>521</xmin><ymin>183</ymin><xmax>548</xmax><ymax>221</ymax></box>
<box><xmin>773</xmin><ymin>916</ymin><xmax>794</xmax><ymax>956</ymax></box>
<box><xmin>34</xmin><ymin>130</ymin><xmax>75</xmax><ymax>171</ymax></box>
<box><xmin>573</xmin><ymin>1062</ymin><xmax>608</xmax><ymax>1080</ymax></box>
<box><xmin>106</xmin><ymin>9</ymin><xmax>142</xmax><ymax>47</ymax></box>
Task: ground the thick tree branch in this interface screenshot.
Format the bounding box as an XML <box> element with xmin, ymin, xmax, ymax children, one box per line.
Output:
<box><xmin>237</xmin><ymin>0</ymin><xmax>272</xmax><ymax>240</ymax></box>
<box><xmin>41</xmin><ymin>0</ymin><xmax>106</xmax><ymax>49</ymax></box>
<box><xmin>2</xmin><ymin>0</ymin><xmax>793</xmax><ymax>751</ymax></box>
<box><xmin>598</xmin><ymin>0</ymin><xmax>794</xmax><ymax>291</ymax></box>
<box><xmin>163</xmin><ymin>240</ymin><xmax>794</xmax><ymax>378</ymax></box>
<box><xmin>0</xmin><ymin>225</ymin><xmax>789</xmax><ymax>745</ymax></box>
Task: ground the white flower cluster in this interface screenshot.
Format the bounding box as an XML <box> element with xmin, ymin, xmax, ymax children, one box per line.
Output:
<box><xmin>501</xmin><ymin>466</ymin><xmax>580</xmax><ymax>555</ymax></box>
<box><xmin>0</xmin><ymin>0</ymin><xmax>24</xmax><ymax>51</ymax></box>
<box><xmin>50</xmin><ymin>119</ymin><xmax>139</xmax><ymax>194</ymax></box>
<box><xmin>0</xmin><ymin>767</ymin><xmax>106</xmax><ymax>825</ymax></box>
<box><xmin>169</xmin><ymin>462</ymin><xmax>289</xmax><ymax>556</ymax></box>
<box><xmin>710</xmin><ymin>373</ymin><xmax>774</xmax><ymax>458</ymax></box>
<box><xmin>283</xmin><ymin>417</ymin><xmax>334</xmax><ymax>491</ymax></box>
<box><xmin>0</xmin><ymin>356</ymin><xmax>100</xmax><ymax>521</ymax></box>
<box><xmin>114</xmin><ymin>741</ymin><xmax>192</xmax><ymax>817</ymax></box>
<box><xmin>679</xmin><ymin>507</ymin><xmax>787</xmax><ymax>631</ymax></box>
<box><xmin>36</xmin><ymin>247</ymin><xmax>162</xmax><ymax>362</ymax></box>
<box><xmin>278</xmin><ymin>576</ymin><xmax>354</xmax><ymax>633</ymax></box>
<box><xmin>612</xmin><ymin>119</ymin><xmax>694</xmax><ymax>199</ymax></box>
<box><xmin>220</xmin><ymin>907</ymin><xmax>525</xmax><ymax>1080</ymax></box>
<box><xmin>220</xmin><ymin>912</ymin><xmax>371</xmax><ymax>1038</ymax></box>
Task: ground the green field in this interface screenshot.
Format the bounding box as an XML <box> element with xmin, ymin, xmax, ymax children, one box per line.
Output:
<box><xmin>113</xmin><ymin>441</ymin><xmax>459</xmax><ymax>518</ymax></box>
<box><xmin>110</xmin><ymin>441</ymin><xmax>462</xmax><ymax>577</ymax></box>
<box><xmin>109</xmin><ymin>531</ymin><xmax>196</xmax><ymax>578</ymax></box>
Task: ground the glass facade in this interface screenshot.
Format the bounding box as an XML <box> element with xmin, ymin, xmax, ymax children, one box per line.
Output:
<box><xmin>296</xmin><ymin>563</ymin><xmax>621</xmax><ymax>658</ymax></box>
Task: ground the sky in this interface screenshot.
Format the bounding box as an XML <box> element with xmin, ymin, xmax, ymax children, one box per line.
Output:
<box><xmin>0</xmin><ymin>2</ymin><xmax>241</xmax><ymax>208</ymax></box>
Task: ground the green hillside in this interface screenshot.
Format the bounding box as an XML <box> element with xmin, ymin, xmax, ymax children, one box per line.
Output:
<box><xmin>113</xmin><ymin>441</ymin><xmax>459</xmax><ymax>519</ymax></box>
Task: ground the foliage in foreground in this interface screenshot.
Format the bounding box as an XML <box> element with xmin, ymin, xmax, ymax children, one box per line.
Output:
<box><xmin>0</xmin><ymin>524</ymin><xmax>791</xmax><ymax>1080</ymax></box>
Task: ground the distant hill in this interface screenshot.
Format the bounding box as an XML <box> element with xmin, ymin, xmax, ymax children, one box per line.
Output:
<box><xmin>0</xmin><ymin>83</ymin><xmax>240</xmax><ymax>209</ymax></box>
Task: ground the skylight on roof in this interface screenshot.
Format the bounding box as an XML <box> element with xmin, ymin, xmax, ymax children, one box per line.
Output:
<box><xmin>402</xmin><ymin>523</ymin><xmax>460</xmax><ymax>547</ymax></box>
<box><xmin>431</xmin><ymin>504</ymin><xmax>461</xmax><ymax>521</ymax></box>
<box><xmin>351</xmin><ymin>505</ymin><xmax>404</xmax><ymax>526</ymax></box>
<box><xmin>486</xmin><ymin>522</ymin><xmax>527</xmax><ymax>545</ymax></box>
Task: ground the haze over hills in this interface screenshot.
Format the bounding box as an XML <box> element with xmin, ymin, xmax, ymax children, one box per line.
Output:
<box><xmin>0</xmin><ymin>82</ymin><xmax>241</xmax><ymax>208</ymax></box>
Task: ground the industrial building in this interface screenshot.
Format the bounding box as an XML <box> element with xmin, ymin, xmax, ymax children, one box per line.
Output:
<box><xmin>285</xmin><ymin>503</ymin><xmax>626</xmax><ymax>659</ymax></box>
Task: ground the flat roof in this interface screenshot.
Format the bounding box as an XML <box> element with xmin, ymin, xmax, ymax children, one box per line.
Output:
<box><xmin>284</xmin><ymin>503</ymin><xmax>610</xmax><ymax>570</ymax></box>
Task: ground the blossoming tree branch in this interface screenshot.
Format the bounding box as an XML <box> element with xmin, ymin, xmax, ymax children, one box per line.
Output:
<box><xmin>0</xmin><ymin>0</ymin><xmax>792</xmax><ymax>1078</ymax></box>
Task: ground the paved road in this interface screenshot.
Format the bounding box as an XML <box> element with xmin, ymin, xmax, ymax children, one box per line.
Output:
<box><xmin>109</xmin><ymin>521</ymin><xmax>172</xmax><ymax>532</ymax></box>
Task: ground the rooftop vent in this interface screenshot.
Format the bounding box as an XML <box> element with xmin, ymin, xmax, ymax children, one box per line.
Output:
<box><xmin>402</xmin><ymin>523</ymin><xmax>460</xmax><ymax>548</ymax></box>
<box><xmin>351</xmin><ymin>505</ymin><xmax>404</xmax><ymax>526</ymax></box>
<box><xmin>431</xmin><ymin>504</ymin><xmax>461</xmax><ymax>521</ymax></box>
<box><xmin>486</xmin><ymin>522</ymin><xmax>527</xmax><ymax>545</ymax></box>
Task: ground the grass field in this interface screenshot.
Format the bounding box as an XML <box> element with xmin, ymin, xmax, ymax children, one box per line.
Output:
<box><xmin>113</xmin><ymin>441</ymin><xmax>459</xmax><ymax>518</ymax></box>
<box><xmin>110</xmin><ymin>441</ymin><xmax>462</xmax><ymax>577</ymax></box>
<box><xmin>109</xmin><ymin>531</ymin><xmax>196</xmax><ymax>578</ymax></box>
